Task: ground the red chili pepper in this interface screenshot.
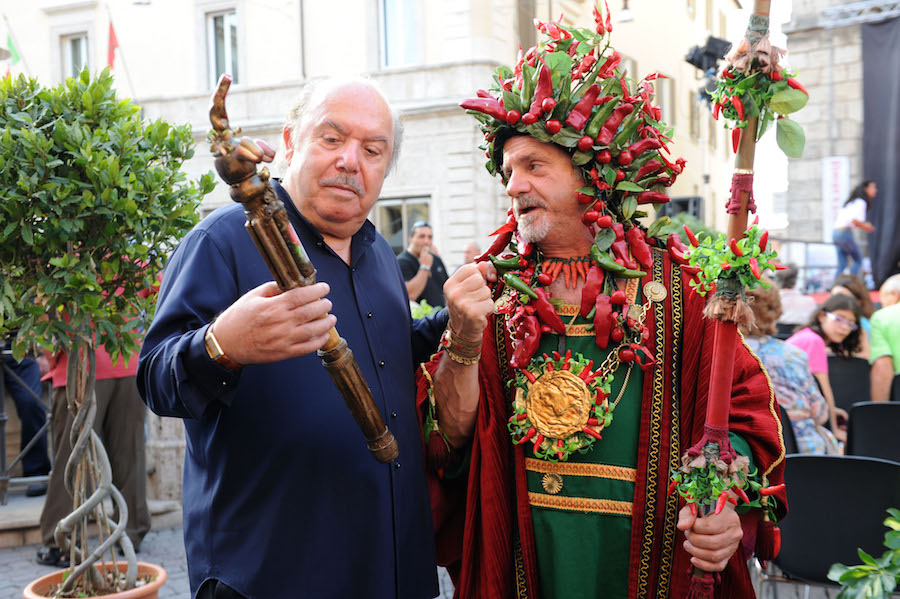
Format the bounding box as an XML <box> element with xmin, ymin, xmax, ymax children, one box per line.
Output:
<box><xmin>683</xmin><ymin>225</ymin><xmax>700</xmax><ymax>247</ymax></box>
<box><xmin>528</xmin><ymin>63</ymin><xmax>554</xmax><ymax>116</ymax></box>
<box><xmin>593</xmin><ymin>295</ymin><xmax>614</xmax><ymax>349</ymax></box>
<box><xmin>592</xmin><ymin>3</ymin><xmax>606</xmax><ymax>34</ymax></box>
<box><xmin>759</xmin><ymin>230</ymin><xmax>769</xmax><ymax>251</ymax></box>
<box><xmin>787</xmin><ymin>77</ymin><xmax>808</xmax><ymax>96</ymax></box>
<box><xmin>712</xmin><ymin>102</ymin><xmax>722</xmax><ymax>120</ymax></box>
<box><xmin>604</xmin><ymin>0</ymin><xmax>613</xmax><ymax>31</ymax></box>
<box><xmin>628</xmin><ymin>137</ymin><xmax>662</xmax><ymax>157</ymax></box>
<box><xmin>668</xmin><ymin>480</ymin><xmax>678</xmax><ymax>496</ymax></box>
<box><xmin>733</xmin><ymin>485</ymin><xmax>750</xmax><ymax>505</ymax></box>
<box><xmin>475</xmin><ymin>227</ymin><xmax>515</xmax><ymax>262</ymax></box>
<box><xmin>770</xmin><ymin>261</ymin><xmax>787</xmax><ymax>270</ymax></box>
<box><xmin>596</xmin><ymin>103</ymin><xmax>635</xmax><ymax>145</ymax></box>
<box><xmin>749</xmin><ymin>257</ymin><xmax>762</xmax><ymax>280</ymax></box>
<box><xmin>609</xmin><ymin>289</ymin><xmax>626</xmax><ymax>304</ymax></box>
<box><xmin>582</xmin><ymin>210</ymin><xmax>599</xmax><ymax>225</ymax></box>
<box><xmin>532</xmin><ymin>288</ymin><xmax>566</xmax><ymax>335</ymax></box>
<box><xmin>521</xmin><ymin>112</ymin><xmax>538</xmax><ymax>125</ymax></box>
<box><xmin>615</xmin><ymin>169</ymin><xmax>625</xmax><ymax>183</ymax></box>
<box><xmin>714</xmin><ymin>492</ymin><xmax>729</xmax><ymax>515</ymax></box>
<box><xmin>730</xmin><ymin>95</ymin><xmax>745</xmax><ymax>121</ymax></box>
<box><xmin>565</xmin><ymin>83</ymin><xmax>602</xmax><ymax>131</ymax></box>
<box><xmin>758</xmin><ymin>483</ymin><xmax>785</xmax><ymax>497</ymax></box>
<box><xmin>689</xmin><ymin>501</ymin><xmax>698</xmax><ymax>517</ymax></box>
<box><xmin>732</xmin><ymin>128</ymin><xmax>741</xmax><ymax>153</ymax></box>
<box><xmin>626</xmin><ymin>227</ymin><xmax>653</xmax><ymax>270</ymax></box>
<box><xmin>595</xmin><ymin>150</ymin><xmax>612</xmax><ymax>164</ymax></box>
<box><xmin>506</xmin><ymin>110</ymin><xmax>521</xmax><ymax>125</ymax></box>
<box><xmin>596</xmin><ymin>50</ymin><xmax>621</xmax><ymax>79</ymax></box>
<box><xmin>722</xmin><ymin>68</ymin><xmax>734</xmax><ymax>79</ymax></box>
<box><xmin>460</xmin><ymin>97</ymin><xmax>507</xmax><ymax>122</ymax></box>
<box><xmin>770</xmin><ymin>69</ymin><xmax>783</xmax><ymax>82</ymax></box>
<box><xmin>510</xmin><ymin>315</ymin><xmax>541</xmax><ymax>369</ymax></box>
<box><xmin>666</xmin><ymin>234</ymin><xmax>689</xmax><ymax>265</ymax></box>
<box><xmin>721</xmin><ymin>261</ymin><xmax>731</xmax><ymax>271</ymax></box>
<box><xmin>729</xmin><ymin>237</ymin><xmax>743</xmax><ymax>257</ymax></box>
<box><xmin>636</xmin><ymin>191</ymin><xmax>670</xmax><ymax>205</ymax></box>
<box><xmin>537</xmin><ymin>272</ymin><xmax>552</xmax><ymax>286</ymax></box>
<box><xmin>579</xmin><ymin>266</ymin><xmax>605</xmax><ymax>318</ymax></box>
<box><xmin>596</xmin><ymin>215</ymin><xmax>613</xmax><ymax>228</ymax></box>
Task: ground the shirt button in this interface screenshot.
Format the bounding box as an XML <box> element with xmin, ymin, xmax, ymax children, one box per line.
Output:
<box><xmin>394</xmin><ymin>461</ymin><xmax>402</xmax><ymax>469</ymax></box>
<box><xmin>316</xmin><ymin>241</ymin><xmax>323</xmax><ymax>248</ymax></box>
<box><xmin>379</xmin><ymin>360</ymin><xmax>385</xmax><ymax>368</ymax></box>
<box><xmin>391</xmin><ymin>411</ymin><xmax>398</xmax><ymax>418</ymax></box>
<box><xmin>367</xmin><ymin>312</ymin><xmax>373</xmax><ymax>318</ymax></box>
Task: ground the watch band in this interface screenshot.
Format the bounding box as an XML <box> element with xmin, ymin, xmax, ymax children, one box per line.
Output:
<box><xmin>204</xmin><ymin>324</ymin><xmax>243</xmax><ymax>371</ymax></box>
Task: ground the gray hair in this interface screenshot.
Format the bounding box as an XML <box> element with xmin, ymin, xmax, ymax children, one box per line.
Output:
<box><xmin>881</xmin><ymin>274</ymin><xmax>900</xmax><ymax>295</ymax></box>
<box><xmin>283</xmin><ymin>76</ymin><xmax>403</xmax><ymax>174</ymax></box>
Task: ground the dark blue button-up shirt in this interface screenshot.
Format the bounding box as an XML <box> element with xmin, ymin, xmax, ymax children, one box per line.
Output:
<box><xmin>138</xmin><ymin>182</ymin><xmax>444</xmax><ymax>598</ymax></box>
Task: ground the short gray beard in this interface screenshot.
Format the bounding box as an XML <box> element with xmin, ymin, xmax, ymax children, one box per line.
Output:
<box><xmin>517</xmin><ymin>214</ymin><xmax>551</xmax><ymax>243</ymax></box>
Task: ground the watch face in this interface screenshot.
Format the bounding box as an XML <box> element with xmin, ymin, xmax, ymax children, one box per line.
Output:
<box><xmin>440</xmin><ymin>328</ymin><xmax>452</xmax><ymax>348</ymax></box>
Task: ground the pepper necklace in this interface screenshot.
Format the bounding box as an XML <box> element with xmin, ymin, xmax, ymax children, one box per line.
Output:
<box><xmin>497</xmin><ymin>247</ymin><xmax>668</xmax><ymax>462</ymax></box>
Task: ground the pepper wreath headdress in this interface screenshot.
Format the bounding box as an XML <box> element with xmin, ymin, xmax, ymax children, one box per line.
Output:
<box><xmin>462</xmin><ymin>2</ymin><xmax>685</xmax><ymax>253</ymax></box>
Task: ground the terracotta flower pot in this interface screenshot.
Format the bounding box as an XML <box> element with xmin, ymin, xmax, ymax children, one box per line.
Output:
<box><xmin>23</xmin><ymin>562</ymin><xmax>168</xmax><ymax>599</ymax></box>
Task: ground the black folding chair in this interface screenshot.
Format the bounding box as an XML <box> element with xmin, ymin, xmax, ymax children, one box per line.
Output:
<box><xmin>827</xmin><ymin>356</ymin><xmax>871</xmax><ymax>414</ymax></box>
<box><xmin>845</xmin><ymin>401</ymin><xmax>900</xmax><ymax>462</ymax></box>
<box><xmin>774</xmin><ymin>322</ymin><xmax>796</xmax><ymax>341</ymax></box>
<box><xmin>759</xmin><ymin>455</ymin><xmax>900</xmax><ymax>597</ymax></box>
<box><xmin>891</xmin><ymin>374</ymin><xmax>900</xmax><ymax>402</ymax></box>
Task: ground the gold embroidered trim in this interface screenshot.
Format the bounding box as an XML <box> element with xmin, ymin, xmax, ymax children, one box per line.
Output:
<box><xmin>740</xmin><ymin>331</ymin><xmax>785</xmax><ymax>478</ymax></box>
<box><xmin>528</xmin><ymin>492</ymin><xmax>633</xmax><ymax>515</ymax></box>
<box><xmin>656</xmin><ymin>256</ymin><xmax>683</xmax><ymax>599</ymax></box>
<box><xmin>557</xmin><ymin>303</ymin><xmax>579</xmax><ymax>317</ymax></box>
<box><xmin>514</xmin><ymin>537</ymin><xmax>529</xmax><ymax>599</ymax></box>
<box><xmin>564</xmin><ymin>324</ymin><xmax>594</xmax><ymax>337</ymax></box>
<box><xmin>637</xmin><ymin>250</ymin><xmax>666</xmax><ymax>599</ymax></box>
<box><xmin>525</xmin><ymin>458</ymin><xmax>636</xmax><ymax>481</ymax></box>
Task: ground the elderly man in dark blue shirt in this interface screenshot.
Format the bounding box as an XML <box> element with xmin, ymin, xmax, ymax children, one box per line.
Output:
<box><xmin>138</xmin><ymin>78</ymin><xmax>445</xmax><ymax>599</ymax></box>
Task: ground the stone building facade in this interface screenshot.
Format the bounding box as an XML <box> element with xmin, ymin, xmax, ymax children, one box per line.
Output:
<box><xmin>3</xmin><ymin>0</ymin><xmax>744</xmax><ymax>500</ymax></box>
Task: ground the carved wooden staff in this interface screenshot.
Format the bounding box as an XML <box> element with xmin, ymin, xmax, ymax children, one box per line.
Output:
<box><xmin>684</xmin><ymin>2</ymin><xmax>771</xmax><ymax>597</ymax></box>
<box><xmin>208</xmin><ymin>74</ymin><xmax>398</xmax><ymax>463</ymax></box>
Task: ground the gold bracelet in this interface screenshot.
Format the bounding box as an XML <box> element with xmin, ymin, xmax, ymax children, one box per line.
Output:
<box><xmin>445</xmin><ymin>351</ymin><xmax>481</xmax><ymax>366</ymax></box>
<box><xmin>440</xmin><ymin>325</ymin><xmax>482</xmax><ymax>363</ymax></box>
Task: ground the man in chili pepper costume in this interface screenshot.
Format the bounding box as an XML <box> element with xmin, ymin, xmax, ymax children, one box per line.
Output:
<box><xmin>421</xmin><ymin>7</ymin><xmax>786</xmax><ymax>599</ymax></box>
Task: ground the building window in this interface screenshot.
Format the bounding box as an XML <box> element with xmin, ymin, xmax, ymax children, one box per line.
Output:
<box><xmin>61</xmin><ymin>32</ymin><xmax>89</xmax><ymax>79</ymax></box>
<box><xmin>689</xmin><ymin>92</ymin><xmax>700</xmax><ymax>140</ymax></box>
<box><xmin>381</xmin><ymin>0</ymin><xmax>421</xmax><ymax>68</ymax></box>
<box><xmin>207</xmin><ymin>10</ymin><xmax>238</xmax><ymax>88</ymax></box>
<box><xmin>374</xmin><ymin>197</ymin><xmax>430</xmax><ymax>255</ymax></box>
<box><xmin>708</xmin><ymin>113</ymin><xmax>718</xmax><ymax>150</ymax></box>
<box><xmin>654</xmin><ymin>76</ymin><xmax>675</xmax><ymax>129</ymax></box>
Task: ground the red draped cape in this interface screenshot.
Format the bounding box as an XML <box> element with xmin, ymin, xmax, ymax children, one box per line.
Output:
<box><xmin>417</xmin><ymin>249</ymin><xmax>787</xmax><ymax>599</ymax></box>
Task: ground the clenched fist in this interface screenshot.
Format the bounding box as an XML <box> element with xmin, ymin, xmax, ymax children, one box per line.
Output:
<box><xmin>443</xmin><ymin>263</ymin><xmax>495</xmax><ymax>342</ymax></box>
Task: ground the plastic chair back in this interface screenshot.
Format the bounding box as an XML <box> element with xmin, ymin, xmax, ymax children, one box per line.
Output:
<box><xmin>891</xmin><ymin>374</ymin><xmax>900</xmax><ymax>402</ymax></box>
<box><xmin>778</xmin><ymin>404</ymin><xmax>798</xmax><ymax>455</ymax></box>
<box><xmin>846</xmin><ymin>401</ymin><xmax>900</xmax><ymax>462</ymax></box>
<box><xmin>774</xmin><ymin>454</ymin><xmax>900</xmax><ymax>584</ymax></box>
<box><xmin>827</xmin><ymin>356</ymin><xmax>871</xmax><ymax>413</ymax></box>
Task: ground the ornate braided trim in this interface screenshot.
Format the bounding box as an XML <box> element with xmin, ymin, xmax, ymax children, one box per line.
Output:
<box><xmin>528</xmin><ymin>492</ymin><xmax>633</xmax><ymax>515</ymax></box>
<box><xmin>525</xmin><ymin>458</ymin><xmax>636</xmax><ymax>481</ymax></box>
<box><xmin>563</xmin><ymin>324</ymin><xmax>594</xmax><ymax>337</ymax></box>
<box><xmin>557</xmin><ymin>303</ymin><xmax>580</xmax><ymax>316</ymax></box>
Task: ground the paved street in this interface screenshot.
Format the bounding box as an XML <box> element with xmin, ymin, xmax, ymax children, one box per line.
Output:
<box><xmin>0</xmin><ymin>526</ymin><xmax>455</xmax><ymax>598</ymax></box>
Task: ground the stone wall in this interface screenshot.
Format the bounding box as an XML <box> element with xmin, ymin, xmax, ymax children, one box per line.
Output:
<box><xmin>785</xmin><ymin>2</ymin><xmax>865</xmax><ymax>242</ymax></box>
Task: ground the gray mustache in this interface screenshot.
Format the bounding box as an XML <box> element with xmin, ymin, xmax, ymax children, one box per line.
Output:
<box><xmin>321</xmin><ymin>175</ymin><xmax>364</xmax><ymax>196</ymax></box>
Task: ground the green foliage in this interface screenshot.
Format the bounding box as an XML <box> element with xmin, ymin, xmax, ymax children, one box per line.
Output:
<box><xmin>685</xmin><ymin>223</ymin><xmax>781</xmax><ymax>296</ymax></box>
<box><xmin>828</xmin><ymin>509</ymin><xmax>900</xmax><ymax>598</ymax></box>
<box><xmin>411</xmin><ymin>299</ymin><xmax>441</xmax><ymax>319</ymax></box>
<box><xmin>0</xmin><ymin>69</ymin><xmax>214</xmax><ymax>362</ymax></box>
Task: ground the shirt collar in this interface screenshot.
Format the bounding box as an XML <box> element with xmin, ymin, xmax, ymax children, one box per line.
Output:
<box><xmin>273</xmin><ymin>179</ymin><xmax>377</xmax><ymax>267</ymax></box>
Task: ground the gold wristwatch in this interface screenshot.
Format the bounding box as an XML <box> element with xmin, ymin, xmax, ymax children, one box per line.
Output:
<box><xmin>204</xmin><ymin>324</ymin><xmax>243</xmax><ymax>371</ymax></box>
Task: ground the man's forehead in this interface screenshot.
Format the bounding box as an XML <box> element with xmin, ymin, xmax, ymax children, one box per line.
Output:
<box><xmin>306</xmin><ymin>83</ymin><xmax>393</xmax><ymax>138</ymax></box>
<box><xmin>501</xmin><ymin>135</ymin><xmax>558</xmax><ymax>166</ymax></box>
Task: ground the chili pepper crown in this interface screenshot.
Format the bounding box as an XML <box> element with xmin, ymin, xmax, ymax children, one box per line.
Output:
<box><xmin>460</xmin><ymin>1</ymin><xmax>686</xmax><ymax>225</ymax></box>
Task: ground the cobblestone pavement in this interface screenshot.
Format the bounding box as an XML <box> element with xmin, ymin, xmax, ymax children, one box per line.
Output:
<box><xmin>0</xmin><ymin>527</ymin><xmax>454</xmax><ymax>598</ymax></box>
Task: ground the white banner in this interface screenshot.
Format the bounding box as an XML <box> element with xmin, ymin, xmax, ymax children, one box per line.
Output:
<box><xmin>821</xmin><ymin>156</ymin><xmax>850</xmax><ymax>242</ymax></box>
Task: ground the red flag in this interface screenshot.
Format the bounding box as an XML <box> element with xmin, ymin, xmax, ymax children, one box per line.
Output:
<box><xmin>108</xmin><ymin>22</ymin><xmax>119</xmax><ymax>69</ymax></box>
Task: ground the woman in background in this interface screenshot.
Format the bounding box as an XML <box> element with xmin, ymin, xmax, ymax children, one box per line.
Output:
<box><xmin>743</xmin><ymin>284</ymin><xmax>841</xmax><ymax>454</ymax></box>
<box><xmin>832</xmin><ymin>180</ymin><xmax>876</xmax><ymax>277</ymax></box>
<box><xmin>831</xmin><ymin>273</ymin><xmax>874</xmax><ymax>358</ymax></box>
<box><xmin>786</xmin><ymin>294</ymin><xmax>863</xmax><ymax>443</ymax></box>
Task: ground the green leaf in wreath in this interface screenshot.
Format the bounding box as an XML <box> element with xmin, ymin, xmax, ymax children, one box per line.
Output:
<box><xmin>616</xmin><ymin>181</ymin><xmax>644</xmax><ymax>193</ymax></box>
<box><xmin>769</xmin><ymin>88</ymin><xmax>809</xmax><ymax>115</ymax></box>
<box><xmin>776</xmin><ymin>118</ymin><xmax>805</xmax><ymax>158</ymax></box>
<box><xmin>594</xmin><ymin>228</ymin><xmax>616</xmax><ymax>251</ymax></box>
<box><xmin>621</xmin><ymin>196</ymin><xmax>638</xmax><ymax>220</ymax></box>
<box><xmin>572</xmin><ymin>149</ymin><xmax>593</xmax><ymax>165</ymax></box>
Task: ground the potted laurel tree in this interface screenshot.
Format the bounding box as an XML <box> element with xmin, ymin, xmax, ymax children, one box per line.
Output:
<box><xmin>0</xmin><ymin>68</ymin><xmax>212</xmax><ymax>597</ymax></box>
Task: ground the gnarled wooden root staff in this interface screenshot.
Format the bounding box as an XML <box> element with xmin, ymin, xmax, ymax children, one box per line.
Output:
<box><xmin>208</xmin><ymin>74</ymin><xmax>398</xmax><ymax>463</ymax></box>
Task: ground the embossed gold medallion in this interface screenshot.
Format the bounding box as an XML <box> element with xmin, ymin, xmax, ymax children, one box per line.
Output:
<box><xmin>643</xmin><ymin>280</ymin><xmax>667</xmax><ymax>303</ymax></box>
<box><xmin>542</xmin><ymin>472</ymin><xmax>563</xmax><ymax>494</ymax></box>
<box><xmin>494</xmin><ymin>288</ymin><xmax>514</xmax><ymax>314</ymax></box>
<box><xmin>526</xmin><ymin>370</ymin><xmax>592</xmax><ymax>438</ymax></box>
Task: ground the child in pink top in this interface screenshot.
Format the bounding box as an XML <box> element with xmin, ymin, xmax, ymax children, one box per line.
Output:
<box><xmin>786</xmin><ymin>293</ymin><xmax>862</xmax><ymax>443</ymax></box>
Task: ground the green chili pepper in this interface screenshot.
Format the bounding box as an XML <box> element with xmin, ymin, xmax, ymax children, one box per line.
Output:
<box><xmin>619</xmin><ymin>267</ymin><xmax>647</xmax><ymax>279</ymax></box>
<box><xmin>585</xmin><ymin>98</ymin><xmax>619</xmax><ymax>139</ymax></box>
<box><xmin>490</xmin><ymin>254</ymin><xmax>524</xmax><ymax>271</ymax></box>
<box><xmin>503</xmin><ymin>272</ymin><xmax>538</xmax><ymax>299</ymax></box>
<box><xmin>590</xmin><ymin>245</ymin><xmax>627</xmax><ymax>274</ymax></box>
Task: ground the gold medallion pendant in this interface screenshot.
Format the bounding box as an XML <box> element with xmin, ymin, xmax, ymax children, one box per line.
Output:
<box><xmin>508</xmin><ymin>351</ymin><xmax>615</xmax><ymax>461</ymax></box>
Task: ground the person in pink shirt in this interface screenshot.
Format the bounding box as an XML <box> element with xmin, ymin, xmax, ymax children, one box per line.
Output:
<box><xmin>786</xmin><ymin>293</ymin><xmax>862</xmax><ymax>443</ymax></box>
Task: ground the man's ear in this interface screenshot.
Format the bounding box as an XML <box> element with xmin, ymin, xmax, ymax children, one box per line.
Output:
<box><xmin>282</xmin><ymin>125</ymin><xmax>294</xmax><ymax>165</ymax></box>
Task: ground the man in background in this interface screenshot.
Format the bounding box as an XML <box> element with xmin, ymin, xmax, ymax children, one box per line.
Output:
<box><xmin>398</xmin><ymin>221</ymin><xmax>449</xmax><ymax>307</ymax></box>
<box><xmin>462</xmin><ymin>242</ymin><xmax>480</xmax><ymax>265</ymax></box>
<box><xmin>776</xmin><ymin>263</ymin><xmax>817</xmax><ymax>326</ymax></box>
<box><xmin>869</xmin><ymin>273</ymin><xmax>900</xmax><ymax>401</ymax></box>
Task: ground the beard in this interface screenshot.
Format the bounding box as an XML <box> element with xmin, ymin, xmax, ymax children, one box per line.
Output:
<box><xmin>513</xmin><ymin>195</ymin><xmax>550</xmax><ymax>243</ymax></box>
